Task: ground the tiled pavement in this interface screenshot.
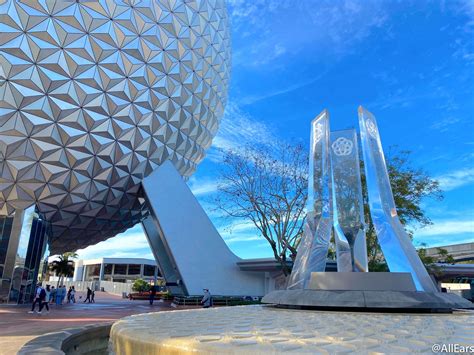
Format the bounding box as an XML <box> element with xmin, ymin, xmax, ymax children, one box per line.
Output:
<box><xmin>4</xmin><ymin>292</ymin><xmax>474</xmax><ymax>354</ymax></box>
<box><xmin>0</xmin><ymin>291</ymin><xmax>193</xmax><ymax>354</ymax></box>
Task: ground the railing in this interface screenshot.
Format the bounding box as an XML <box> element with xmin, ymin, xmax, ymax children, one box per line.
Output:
<box><xmin>42</xmin><ymin>280</ymin><xmax>133</xmax><ymax>296</ymax></box>
<box><xmin>99</xmin><ymin>281</ymin><xmax>133</xmax><ymax>296</ymax></box>
<box><xmin>173</xmin><ymin>295</ymin><xmax>261</xmax><ymax>306</ymax></box>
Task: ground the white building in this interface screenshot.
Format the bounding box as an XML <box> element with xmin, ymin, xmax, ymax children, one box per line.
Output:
<box><xmin>73</xmin><ymin>258</ymin><xmax>159</xmax><ymax>283</ymax></box>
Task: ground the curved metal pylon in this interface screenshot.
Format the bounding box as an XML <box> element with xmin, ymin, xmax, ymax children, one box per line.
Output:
<box><xmin>287</xmin><ymin>110</ymin><xmax>333</xmax><ymax>289</ymax></box>
<box><xmin>330</xmin><ymin>129</ymin><xmax>368</xmax><ymax>272</ymax></box>
<box><xmin>358</xmin><ymin>106</ymin><xmax>437</xmax><ymax>292</ymax></box>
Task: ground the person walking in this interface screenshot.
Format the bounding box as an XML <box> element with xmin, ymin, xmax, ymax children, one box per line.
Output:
<box><xmin>91</xmin><ymin>289</ymin><xmax>95</xmax><ymax>303</ymax></box>
<box><xmin>28</xmin><ymin>283</ymin><xmax>43</xmax><ymax>313</ymax></box>
<box><xmin>200</xmin><ymin>289</ymin><xmax>212</xmax><ymax>308</ymax></box>
<box><xmin>39</xmin><ymin>285</ymin><xmax>50</xmax><ymax>314</ymax></box>
<box><xmin>32</xmin><ymin>286</ymin><xmax>46</xmax><ymax>314</ymax></box>
<box><xmin>67</xmin><ymin>287</ymin><xmax>72</xmax><ymax>303</ymax></box>
<box><xmin>70</xmin><ymin>286</ymin><xmax>76</xmax><ymax>303</ymax></box>
<box><xmin>149</xmin><ymin>285</ymin><xmax>156</xmax><ymax>305</ymax></box>
<box><xmin>50</xmin><ymin>286</ymin><xmax>57</xmax><ymax>304</ymax></box>
<box><xmin>84</xmin><ymin>287</ymin><xmax>92</xmax><ymax>303</ymax></box>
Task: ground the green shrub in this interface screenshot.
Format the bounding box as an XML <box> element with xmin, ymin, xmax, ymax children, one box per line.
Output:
<box><xmin>132</xmin><ymin>279</ymin><xmax>150</xmax><ymax>292</ymax></box>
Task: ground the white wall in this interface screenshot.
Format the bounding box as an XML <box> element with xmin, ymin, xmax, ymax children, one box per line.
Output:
<box><xmin>142</xmin><ymin>161</ymin><xmax>267</xmax><ymax>296</ymax></box>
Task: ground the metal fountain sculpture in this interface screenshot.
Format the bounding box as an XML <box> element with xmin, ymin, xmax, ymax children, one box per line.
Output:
<box><xmin>288</xmin><ymin>107</ymin><xmax>435</xmax><ymax>292</ymax></box>
<box><xmin>265</xmin><ymin>106</ymin><xmax>473</xmax><ymax>311</ymax></box>
<box><xmin>289</xmin><ymin>106</ymin><xmax>435</xmax><ymax>292</ymax></box>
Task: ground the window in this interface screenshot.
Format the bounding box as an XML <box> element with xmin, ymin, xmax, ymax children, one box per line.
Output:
<box><xmin>144</xmin><ymin>265</ymin><xmax>155</xmax><ymax>276</ymax></box>
<box><xmin>128</xmin><ymin>264</ymin><xmax>141</xmax><ymax>275</ymax></box>
<box><xmin>104</xmin><ymin>264</ymin><xmax>113</xmax><ymax>275</ymax></box>
<box><xmin>113</xmin><ymin>264</ymin><xmax>127</xmax><ymax>275</ymax></box>
<box><xmin>85</xmin><ymin>264</ymin><xmax>100</xmax><ymax>280</ymax></box>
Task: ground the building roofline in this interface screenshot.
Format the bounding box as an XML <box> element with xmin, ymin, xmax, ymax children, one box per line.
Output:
<box><xmin>78</xmin><ymin>257</ymin><xmax>157</xmax><ymax>266</ymax></box>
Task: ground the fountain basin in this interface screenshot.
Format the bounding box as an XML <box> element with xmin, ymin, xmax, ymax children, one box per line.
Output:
<box><xmin>109</xmin><ymin>305</ymin><xmax>474</xmax><ymax>354</ymax></box>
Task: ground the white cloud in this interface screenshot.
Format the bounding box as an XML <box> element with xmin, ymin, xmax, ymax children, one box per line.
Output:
<box><xmin>188</xmin><ymin>177</ymin><xmax>219</xmax><ymax>197</ymax></box>
<box><xmin>239</xmin><ymin>72</ymin><xmax>327</xmax><ymax>106</ymax></box>
<box><xmin>418</xmin><ymin>206</ymin><xmax>474</xmax><ymax>247</ymax></box>
<box><xmin>430</xmin><ymin>116</ymin><xmax>461</xmax><ymax>131</ymax></box>
<box><xmin>413</xmin><ymin>217</ymin><xmax>474</xmax><ymax>247</ymax></box>
<box><xmin>229</xmin><ymin>0</ymin><xmax>388</xmax><ymax>69</ymax></box>
<box><xmin>436</xmin><ymin>167</ymin><xmax>474</xmax><ymax>191</ymax></box>
<box><xmin>188</xmin><ymin>177</ymin><xmax>235</xmax><ymax>200</ymax></box>
<box><xmin>414</xmin><ymin>219</ymin><xmax>473</xmax><ymax>237</ymax></box>
<box><xmin>218</xmin><ymin>220</ymin><xmax>261</xmax><ymax>244</ymax></box>
<box><xmin>224</xmin><ymin>234</ymin><xmax>261</xmax><ymax>244</ymax></box>
<box><xmin>455</xmin><ymin>0</ymin><xmax>474</xmax><ymax>33</ymax></box>
<box><xmin>249</xmin><ymin>44</ymin><xmax>287</xmax><ymax>67</ymax></box>
<box><xmin>74</xmin><ymin>225</ymin><xmax>153</xmax><ymax>260</ymax></box>
<box><xmin>207</xmin><ymin>102</ymin><xmax>276</xmax><ymax>162</ymax></box>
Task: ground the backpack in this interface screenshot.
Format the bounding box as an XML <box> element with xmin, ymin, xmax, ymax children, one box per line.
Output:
<box><xmin>39</xmin><ymin>288</ymin><xmax>46</xmax><ymax>300</ymax></box>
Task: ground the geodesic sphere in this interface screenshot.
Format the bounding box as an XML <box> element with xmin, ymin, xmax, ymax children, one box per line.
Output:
<box><xmin>0</xmin><ymin>0</ymin><xmax>230</xmax><ymax>251</ymax></box>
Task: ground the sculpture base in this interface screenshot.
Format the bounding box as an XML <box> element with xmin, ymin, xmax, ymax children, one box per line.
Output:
<box><xmin>309</xmin><ymin>272</ymin><xmax>417</xmax><ymax>291</ymax></box>
<box><xmin>261</xmin><ymin>289</ymin><xmax>474</xmax><ymax>313</ymax></box>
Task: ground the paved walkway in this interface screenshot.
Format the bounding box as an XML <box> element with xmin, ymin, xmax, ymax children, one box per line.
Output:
<box><xmin>0</xmin><ymin>291</ymin><xmax>194</xmax><ymax>354</ymax></box>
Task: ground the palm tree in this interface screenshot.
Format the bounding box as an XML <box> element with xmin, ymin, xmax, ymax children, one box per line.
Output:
<box><xmin>49</xmin><ymin>252</ymin><xmax>78</xmax><ymax>287</ymax></box>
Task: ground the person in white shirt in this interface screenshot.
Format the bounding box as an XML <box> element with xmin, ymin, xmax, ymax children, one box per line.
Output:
<box><xmin>201</xmin><ymin>289</ymin><xmax>212</xmax><ymax>308</ymax></box>
<box><xmin>70</xmin><ymin>286</ymin><xmax>76</xmax><ymax>303</ymax></box>
<box><xmin>28</xmin><ymin>284</ymin><xmax>43</xmax><ymax>313</ymax></box>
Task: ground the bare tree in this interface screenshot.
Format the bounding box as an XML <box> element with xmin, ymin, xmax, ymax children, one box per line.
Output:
<box><xmin>214</xmin><ymin>143</ymin><xmax>308</xmax><ymax>275</ymax></box>
<box><xmin>215</xmin><ymin>144</ymin><xmax>441</xmax><ymax>275</ymax></box>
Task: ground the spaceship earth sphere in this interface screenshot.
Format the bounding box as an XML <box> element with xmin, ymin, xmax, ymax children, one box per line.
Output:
<box><xmin>0</xmin><ymin>0</ymin><xmax>230</xmax><ymax>252</ymax></box>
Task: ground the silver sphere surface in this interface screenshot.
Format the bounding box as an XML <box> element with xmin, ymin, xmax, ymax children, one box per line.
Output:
<box><xmin>0</xmin><ymin>0</ymin><xmax>230</xmax><ymax>252</ymax></box>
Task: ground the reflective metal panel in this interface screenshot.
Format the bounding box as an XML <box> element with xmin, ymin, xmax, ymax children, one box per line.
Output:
<box><xmin>288</xmin><ymin>110</ymin><xmax>332</xmax><ymax>289</ymax></box>
<box><xmin>8</xmin><ymin>206</ymin><xmax>47</xmax><ymax>303</ymax></box>
<box><xmin>141</xmin><ymin>205</ymin><xmax>186</xmax><ymax>296</ymax></box>
<box><xmin>358</xmin><ymin>106</ymin><xmax>436</xmax><ymax>292</ymax></box>
<box><xmin>0</xmin><ymin>215</ymin><xmax>15</xmax><ymax>301</ymax></box>
<box><xmin>330</xmin><ymin>129</ymin><xmax>368</xmax><ymax>272</ymax></box>
<box><xmin>0</xmin><ymin>207</ymin><xmax>48</xmax><ymax>303</ymax></box>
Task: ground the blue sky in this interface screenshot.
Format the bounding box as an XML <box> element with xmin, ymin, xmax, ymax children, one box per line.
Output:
<box><xmin>77</xmin><ymin>0</ymin><xmax>474</xmax><ymax>261</ymax></box>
